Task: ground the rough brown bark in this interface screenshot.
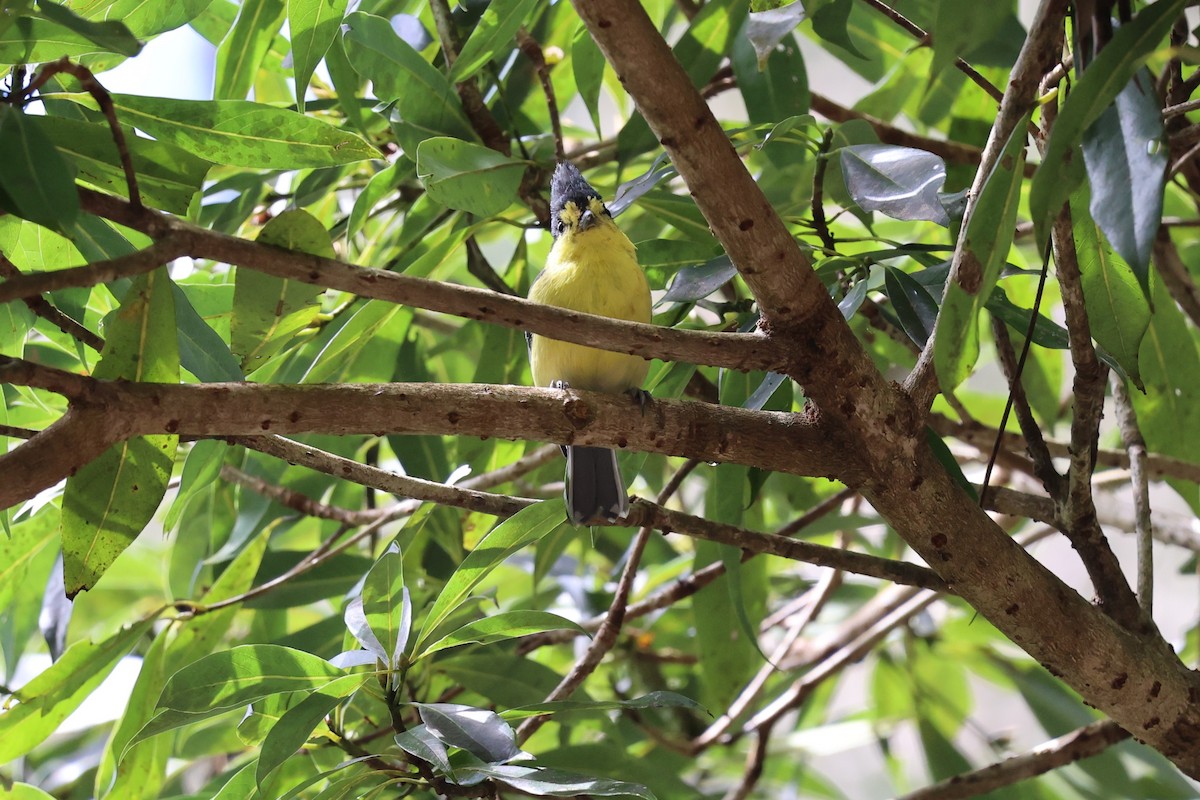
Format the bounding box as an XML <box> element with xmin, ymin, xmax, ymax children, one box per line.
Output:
<box><xmin>570</xmin><ymin>0</ymin><xmax>1200</xmax><ymax>776</ymax></box>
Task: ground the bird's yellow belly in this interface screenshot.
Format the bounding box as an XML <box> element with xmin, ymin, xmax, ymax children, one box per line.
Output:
<box><xmin>529</xmin><ymin>226</ymin><xmax>651</xmax><ymax>394</ymax></box>
<box><xmin>531</xmin><ymin>336</ymin><xmax>649</xmax><ymax>394</ymax></box>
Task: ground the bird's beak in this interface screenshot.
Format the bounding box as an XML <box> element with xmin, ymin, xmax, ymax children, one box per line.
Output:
<box><xmin>578</xmin><ymin>209</ymin><xmax>597</xmax><ymax>232</ymax></box>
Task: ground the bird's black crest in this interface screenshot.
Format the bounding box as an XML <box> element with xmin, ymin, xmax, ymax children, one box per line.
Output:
<box><xmin>550</xmin><ymin>161</ymin><xmax>604</xmax><ymax>237</ymax></box>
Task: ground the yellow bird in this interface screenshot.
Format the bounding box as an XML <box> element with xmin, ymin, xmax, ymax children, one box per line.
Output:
<box><xmin>528</xmin><ymin>162</ymin><xmax>652</xmax><ymax>525</ymax></box>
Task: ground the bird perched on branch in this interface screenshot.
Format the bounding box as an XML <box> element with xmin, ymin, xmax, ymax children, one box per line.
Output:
<box><xmin>527</xmin><ymin>162</ymin><xmax>652</xmax><ymax>525</ymax></box>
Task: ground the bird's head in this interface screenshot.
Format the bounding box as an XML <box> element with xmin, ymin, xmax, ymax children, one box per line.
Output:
<box><xmin>550</xmin><ymin>161</ymin><xmax>610</xmax><ymax>238</ymax></box>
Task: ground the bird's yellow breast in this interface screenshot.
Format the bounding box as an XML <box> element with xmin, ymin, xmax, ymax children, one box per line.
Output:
<box><xmin>529</xmin><ymin>220</ymin><xmax>651</xmax><ymax>394</ymax></box>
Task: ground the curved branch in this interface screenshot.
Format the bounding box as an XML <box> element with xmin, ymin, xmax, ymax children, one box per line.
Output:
<box><xmin>30</xmin><ymin>191</ymin><xmax>782</xmax><ymax>374</ymax></box>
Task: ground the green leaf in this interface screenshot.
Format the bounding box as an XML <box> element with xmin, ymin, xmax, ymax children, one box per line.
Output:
<box><xmin>231</xmin><ymin>209</ymin><xmax>331</xmax><ymax>369</ymax></box>
<box><xmin>211</xmin><ymin>761</ymin><xmax>258</xmax><ymax>800</ymax></box>
<box><xmin>1029</xmin><ymin>0</ymin><xmax>1185</xmax><ymax>253</ymax></box>
<box><xmin>572</xmin><ymin>25</ymin><xmax>605</xmax><ymax>134</ymax></box>
<box><xmin>120</xmin><ymin>528</ymin><xmax>273</xmax><ymax>755</ymax></box>
<box><xmin>0</xmin><ymin>296</ymin><xmax>34</xmax><ymax>356</ymax></box>
<box><xmin>62</xmin><ymin>269</ymin><xmax>179</xmax><ymax>596</ymax></box>
<box><xmin>933</xmin><ymin>120</ymin><xmax>1027</xmax><ymax>392</ymax></box>
<box><xmin>255</xmin><ymin>674</ymin><xmax>364</xmax><ymax>788</ymax></box>
<box><xmin>884</xmin><ymin>266</ymin><xmax>939</xmax><ymax>347</ymax></box>
<box><xmin>360</xmin><ymin>547</ymin><xmax>411</xmax><ymax>668</ymax></box>
<box><xmin>1132</xmin><ymin>274</ymin><xmax>1200</xmax><ymax>515</ymax></box>
<box><xmin>340</xmin><ymin>11</ymin><xmax>474</xmax><ymax>153</ymax></box>
<box><xmin>163</xmin><ymin>440</ymin><xmax>228</xmax><ymax>531</ymax></box>
<box><xmin>95</xmin><ymin>626</ymin><xmax>170</xmax><ymax>799</ymax></box>
<box><xmin>695</xmin><ymin>370</ymin><xmax>765</xmax><ymax>711</ymax></box>
<box><xmin>52</xmin><ymin>92</ymin><xmax>378</xmax><ymax>168</ymax></box>
<box><xmin>660</xmin><ymin>256</ymin><xmax>736</xmax><ymax>304</ymax></box>
<box><xmin>3</xmin><ymin>784</ymin><xmax>57</xmax><ymax>800</ymax></box>
<box><xmin>0</xmin><ymin>614</ymin><xmax>157</xmax><ymax>763</ymax></box>
<box><xmin>0</xmin><ymin>16</ymin><xmax>105</xmax><ymax>61</ymax></box>
<box><xmin>287</xmin><ymin>0</ymin><xmax>348</xmax><ymax>112</ymax></box>
<box><xmin>35</xmin><ymin>0</ymin><xmax>141</xmax><ymax>56</ymax></box>
<box><xmin>457</xmin><ymin>764</ymin><xmax>656</xmax><ymax>799</ymax></box>
<box><xmin>73</xmin><ymin>0</ymin><xmax>216</xmax><ymax>38</ymax></box>
<box><xmin>810</xmin><ymin>0</ymin><xmax>865</xmax><ymax>59</ymax></box>
<box><xmin>929</xmin><ymin>0</ymin><xmax>1009</xmax><ymax>80</ymax></box>
<box><xmin>731</xmin><ymin>16</ymin><xmax>809</xmax><ymax>126</ymax></box>
<box><xmin>417</xmin><ymin>610</ymin><xmax>586</xmax><ymax>659</ymax></box>
<box><xmin>157</xmin><ymin>644</ymin><xmax>345</xmax><ymax>713</ymax></box>
<box><xmin>347</xmin><ymin>158</ymin><xmax>404</xmax><ymax>242</ymax></box>
<box><xmin>395</xmin><ymin>725</ymin><xmax>453</xmax><ymax>775</ymax></box>
<box><xmin>0</xmin><ymin>510</ymin><xmax>58</xmax><ymax>613</ymax></box>
<box><xmin>214</xmin><ymin>0</ymin><xmax>286</xmax><ymax>100</ymax></box>
<box><xmin>1080</xmin><ymin>69</ymin><xmax>1166</xmax><ymax>294</ymax></box>
<box><xmin>745</xmin><ymin>1</ymin><xmax>805</xmax><ymax>66</ymax></box>
<box><xmin>839</xmin><ymin>144</ymin><xmax>950</xmax><ymax>225</ymax></box>
<box><xmin>416</xmin><ymin>137</ymin><xmax>525</xmax><ymax>217</ymax></box>
<box><xmin>1071</xmin><ymin>188</ymin><xmax>1148</xmax><ymax>388</ymax></box>
<box><xmin>449</xmin><ymin>0</ymin><xmax>539</xmax><ymax>81</ymax></box>
<box><xmin>414</xmin><ymin>702</ymin><xmax>520</xmax><ymax>764</ymax></box>
<box><xmin>0</xmin><ymin>106</ymin><xmax>81</xmax><ymax>232</ymax></box>
<box><xmin>38</xmin><ymin>115</ymin><xmax>210</xmax><ymax>214</ymax></box>
<box><xmin>173</xmin><ymin>281</ymin><xmax>243</xmax><ymax>381</ymax></box>
<box><xmin>927</xmin><ymin>427</ymin><xmax>977</xmax><ymax>500</ymax></box>
<box><xmin>415</xmin><ymin>500</ymin><xmax>565</xmax><ymax>651</ymax></box>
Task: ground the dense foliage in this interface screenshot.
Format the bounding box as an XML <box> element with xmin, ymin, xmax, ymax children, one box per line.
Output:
<box><xmin>4</xmin><ymin>0</ymin><xmax>1200</xmax><ymax>797</ymax></box>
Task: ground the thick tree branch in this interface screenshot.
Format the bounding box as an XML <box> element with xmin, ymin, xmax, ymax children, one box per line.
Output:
<box><xmin>0</xmin><ymin>360</ymin><xmax>854</xmax><ymax>497</ymax></box>
<box><xmin>569</xmin><ymin>0</ymin><xmax>1200</xmax><ymax>776</ymax></box>
<box><xmin>0</xmin><ymin>409</ymin><xmax>123</xmax><ymax>506</ymax></box>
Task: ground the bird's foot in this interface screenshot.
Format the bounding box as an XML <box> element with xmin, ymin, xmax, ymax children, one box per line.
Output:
<box><xmin>626</xmin><ymin>388</ymin><xmax>652</xmax><ymax>415</ymax></box>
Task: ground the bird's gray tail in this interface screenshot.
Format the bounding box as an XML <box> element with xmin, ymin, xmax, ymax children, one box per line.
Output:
<box><xmin>565</xmin><ymin>446</ymin><xmax>628</xmax><ymax>526</ymax></box>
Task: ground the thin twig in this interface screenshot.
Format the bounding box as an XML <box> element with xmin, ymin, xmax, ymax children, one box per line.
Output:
<box><xmin>723</xmin><ymin>726</ymin><xmax>772</xmax><ymax>800</ymax></box>
<box><xmin>220</xmin><ymin>464</ymin><xmax>380</xmax><ymax>525</ymax></box>
<box><xmin>516</xmin><ymin>459</ymin><xmax>700</xmax><ymax>742</ymax></box>
<box><xmin>693</xmin><ymin>563</ymin><xmax>842</xmax><ymax>750</ymax></box>
<box><xmin>1111</xmin><ymin>373</ymin><xmax>1154</xmax><ymax>614</ymax></box>
<box><xmin>895</xmin><ymin>720</ymin><xmax>1128</xmax><ymax>800</ymax></box>
<box><xmin>427</xmin><ymin>0</ymin><xmax>509</xmax><ymax>155</ymax></box>
<box><xmin>855</xmin><ymin>0</ymin><xmax>1004</xmax><ymax>103</ymax></box>
<box><xmin>985</xmin><ymin>249</ymin><xmax>1061</xmax><ymax>501</ymax></box>
<box><xmin>931</xmin><ymin>414</ymin><xmax>1200</xmax><ymax>485</ymax></box>
<box><xmin>516</xmin><ymin>27</ymin><xmax>564</xmax><ymax>161</ymax></box>
<box><xmin>1051</xmin><ymin>207</ymin><xmax>1142</xmax><ymax>629</ymax></box>
<box><xmin>15</xmin><ymin>57</ymin><xmax>141</xmax><ymax>208</ymax></box>
<box><xmin>810</xmin><ymin>128</ymin><xmax>837</xmax><ymax>253</ymax></box>
<box><xmin>774</xmin><ymin>487</ymin><xmax>856</xmax><ymax>537</ymax></box>
<box><xmin>0</xmin><ymin>255</ymin><xmax>106</xmax><ymax>352</ymax></box>
<box><xmin>1152</xmin><ymin>227</ymin><xmax>1200</xmax><ymax>329</ymax></box>
<box><xmin>744</xmin><ymin>588</ymin><xmax>940</xmax><ymax>731</ymax></box>
<box><xmin>464</xmin><ymin>238</ymin><xmax>516</xmax><ymax>295</ymax></box>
